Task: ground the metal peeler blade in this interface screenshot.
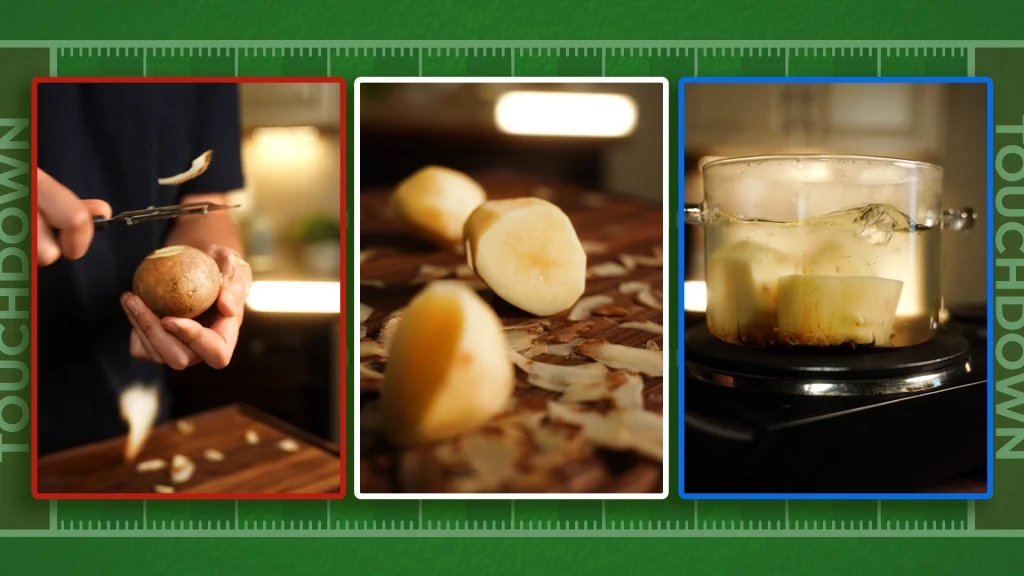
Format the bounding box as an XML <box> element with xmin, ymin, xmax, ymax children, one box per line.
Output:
<box><xmin>93</xmin><ymin>202</ymin><xmax>241</xmax><ymax>230</ymax></box>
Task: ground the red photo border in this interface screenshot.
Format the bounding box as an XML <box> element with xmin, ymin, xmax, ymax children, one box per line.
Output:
<box><xmin>30</xmin><ymin>76</ymin><xmax>347</xmax><ymax>500</ymax></box>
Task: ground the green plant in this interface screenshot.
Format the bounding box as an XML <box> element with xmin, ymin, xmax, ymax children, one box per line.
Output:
<box><xmin>291</xmin><ymin>212</ymin><xmax>341</xmax><ymax>244</ymax></box>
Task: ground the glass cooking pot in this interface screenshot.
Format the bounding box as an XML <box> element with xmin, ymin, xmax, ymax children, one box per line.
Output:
<box><xmin>684</xmin><ymin>155</ymin><xmax>976</xmax><ymax>349</ymax></box>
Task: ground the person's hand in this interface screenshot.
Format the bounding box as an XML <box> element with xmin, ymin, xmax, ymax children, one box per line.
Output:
<box><xmin>120</xmin><ymin>246</ymin><xmax>253</xmax><ymax>370</ymax></box>
<box><xmin>37</xmin><ymin>169</ymin><xmax>112</xmax><ymax>266</ymax></box>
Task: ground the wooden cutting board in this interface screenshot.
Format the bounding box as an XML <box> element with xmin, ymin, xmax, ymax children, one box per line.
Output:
<box><xmin>37</xmin><ymin>404</ymin><xmax>341</xmax><ymax>495</ymax></box>
<box><xmin>359</xmin><ymin>173</ymin><xmax>665</xmax><ymax>494</ymax></box>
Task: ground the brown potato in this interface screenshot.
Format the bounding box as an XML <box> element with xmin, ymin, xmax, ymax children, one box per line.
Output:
<box><xmin>132</xmin><ymin>245</ymin><xmax>222</xmax><ymax>319</ymax></box>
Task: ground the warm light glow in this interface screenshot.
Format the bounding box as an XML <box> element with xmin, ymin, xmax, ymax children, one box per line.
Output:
<box><xmin>250</xmin><ymin>126</ymin><xmax>322</xmax><ymax>162</ymax></box>
<box><xmin>494</xmin><ymin>91</ymin><xmax>638</xmax><ymax>137</ymax></box>
<box><xmin>246</xmin><ymin>281</ymin><xmax>340</xmax><ymax>313</ymax></box>
<box><xmin>119</xmin><ymin>384</ymin><xmax>158</xmax><ymax>462</ymax></box>
<box><xmin>252</xmin><ymin>126</ymin><xmax>319</xmax><ymax>145</ymax></box>
<box><xmin>683</xmin><ymin>281</ymin><xmax>707</xmax><ymax>313</ymax></box>
<box><xmin>802</xmin><ymin>163</ymin><xmax>834</xmax><ymax>183</ymax></box>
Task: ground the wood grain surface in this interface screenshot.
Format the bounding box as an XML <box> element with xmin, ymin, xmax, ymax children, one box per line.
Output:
<box><xmin>37</xmin><ymin>404</ymin><xmax>342</xmax><ymax>495</ymax></box>
<box><xmin>359</xmin><ymin>173</ymin><xmax>665</xmax><ymax>494</ymax></box>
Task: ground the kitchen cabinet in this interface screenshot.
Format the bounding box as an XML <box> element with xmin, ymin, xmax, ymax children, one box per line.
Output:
<box><xmin>683</xmin><ymin>83</ymin><xmax>948</xmax><ymax>160</ymax></box>
<box><xmin>240</xmin><ymin>83</ymin><xmax>341</xmax><ymax>129</ymax></box>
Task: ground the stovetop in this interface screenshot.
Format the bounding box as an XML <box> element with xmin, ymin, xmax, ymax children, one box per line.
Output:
<box><xmin>682</xmin><ymin>307</ymin><xmax>989</xmax><ymax>495</ymax></box>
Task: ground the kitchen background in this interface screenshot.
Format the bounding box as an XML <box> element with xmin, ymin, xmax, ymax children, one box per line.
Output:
<box><xmin>208</xmin><ymin>82</ymin><xmax>987</xmax><ymax>448</ymax></box>
<box><xmin>167</xmin><ymin>82</ymin><xmax>343</xmax><ymax>445</ymax></box>
<box><xmin>681</xmin><ymin>82</ymin><xmax>988</xmax><ymax>314</ymax></box>
<box><xmin>358</xmin><ymin>82</ymin><xmax>664</xmax><ymax>199</ymax></box>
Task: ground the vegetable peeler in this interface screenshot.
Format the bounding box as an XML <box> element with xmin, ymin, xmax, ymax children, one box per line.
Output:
<box><xmin>93</xmin><ymin>202</ymin><xmax>241</xmax><ymax>230</ymax></box>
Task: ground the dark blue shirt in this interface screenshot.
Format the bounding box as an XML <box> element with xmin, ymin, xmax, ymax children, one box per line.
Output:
<box><xmin>36</xmin><ymin>83</ymin><xmax>244</xmax><ymax>455</ymax></box>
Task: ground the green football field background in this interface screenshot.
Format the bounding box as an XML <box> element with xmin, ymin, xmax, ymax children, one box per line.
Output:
<box><xmin>1</xmin><ymin>1</ymin><xmax>1023</xmax><ymax>572</ymax></box>
<box><xmin>3</xmin><ymin>537</ymin><xmax>1024</xmax><ymax>574</ymax></box>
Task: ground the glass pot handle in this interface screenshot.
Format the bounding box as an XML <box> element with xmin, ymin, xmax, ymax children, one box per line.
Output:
<box><xmin>940</xmin><ymin>207</ymin><xmax>976</xmax><ymax>232</ymax></box>
<box><xmin>683</xmin><ymin>203</ymin><xmax>704</xmax><ymax>225</ymax></box>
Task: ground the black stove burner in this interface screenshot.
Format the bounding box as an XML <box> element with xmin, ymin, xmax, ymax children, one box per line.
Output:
<box><xmin>684</xmin><ymin>325</ymin><xmax>973</xmax><ymax>396</ymax></box>
<box><xmin>683</xmin><ymin>317</ymin><xmax>988</xmax><ymax>495</ymax></box>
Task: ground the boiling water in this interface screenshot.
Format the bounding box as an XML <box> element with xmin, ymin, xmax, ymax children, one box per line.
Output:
<box><xmin>704</xmin><ymin>203</ymin><xmax>941</xmax><ymax>348</ymax></box>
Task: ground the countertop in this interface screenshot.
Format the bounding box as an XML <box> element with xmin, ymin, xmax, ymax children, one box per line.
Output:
<box><xmin>358</xmin><ymin>174</ymin><xmax>665</xmax><ymax>494</ymax></box>
<box><xmin>38</xmin><ymin>404</ymin><xmax>342</xmax><ymax>495</ymax></box>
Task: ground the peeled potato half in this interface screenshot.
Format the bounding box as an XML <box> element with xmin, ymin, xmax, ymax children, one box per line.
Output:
<box><xmin>704</xmin><ymin>240</ymin><xmax>798</xmax><ymax>346</ymax></box>
<box><xmin>776</xmin><ymin>274</ymin><xmax>904</xmax><ymax>346</ymax></box>
<box><xmin>381</xmin><ymin>280</ymin><xmax>515</xmax><ymax>446</ymax></box>
<box><xmin>463</xmin><ymin>197</ymin><xmax>587</xmax><ymax>317</ymax></box>
<box><xmin>389</xmin><ymin>166</ymin><xmax>487</xmax><ymax>249</ymax></box>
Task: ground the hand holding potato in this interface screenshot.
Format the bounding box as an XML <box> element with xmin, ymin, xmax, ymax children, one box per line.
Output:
<box><xmin>36</xmin><ymin>168</ymin><xmax>112</xmax><ymax>266</ymax></box>
<box><xmin>121</xmin><ymin>245</ymin><xmax>252</xmax><ymax>370</ymax></box>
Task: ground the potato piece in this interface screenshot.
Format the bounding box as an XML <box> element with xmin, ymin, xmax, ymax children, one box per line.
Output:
<box><xmin>120</xmin><ymin>384</ymin><xmax>158</xmax><ymax>462</ymax></box>
<box><xmin>463</xmin><ymin>198</ymin><xmax>587</xmax><ymax>317</ymax></box>
<box><xmin>135</xmin><ymin>458</ymin><xmax>167</xmax><ymax>473</ymax></box>
<box><xmin>776</xmin><ymin>275</ymin><xmax>903</xmax><ymax>346</ymax></box>
<box><xmin>705</xmin><ymin>241</ymin><xmax>798</xmax><ymax>346</ymax></box>
<box><xmin>277</xmin><ymin>438</ymin><xmax>300</xmax><ymax>453</ymax></box>
<box><xmin>381</xmin><ymin>280</ymin><xmax>515</xmax><ymax>446</ymax></box>
<box><xmin>170</xmin><ymin>454</ymin><xmax>196</xmax><ymax>484</ymax></box>
<box><xmin>389</xmin><ymin>166</ymin><xmax>487</xmax><ymax>249</ymax></box>
<box><xmin>133</xmin><ymin>245</ymin><xmax>222</xmax><ymax>319</ymax></box>
<box><xmin>800</xmin><ymin>241</ymin><xmax>874</xmax><ymax>277</ymax></box>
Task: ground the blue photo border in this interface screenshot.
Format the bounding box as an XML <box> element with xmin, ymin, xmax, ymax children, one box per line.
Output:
<box><xmin>676</xmin><ymin>76</ymin><xmax>995</xmax><ymax>500</ymax></box>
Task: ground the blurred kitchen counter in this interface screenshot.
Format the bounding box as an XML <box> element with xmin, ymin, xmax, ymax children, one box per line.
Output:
<box><xmin>243</xmin><ymin>250</ymin><xmax>342</xmax><ymax>316</ymax></box>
